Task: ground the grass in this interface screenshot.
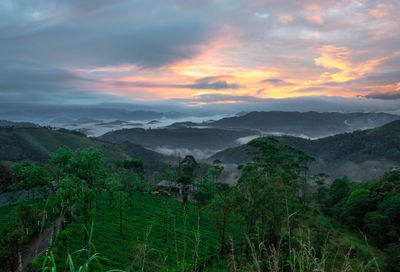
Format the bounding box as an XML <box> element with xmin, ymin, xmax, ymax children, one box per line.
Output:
<box><xmin>51</xmin><ymin>192</ymin><xmax>241</xmax><ymax>271</ymax></box>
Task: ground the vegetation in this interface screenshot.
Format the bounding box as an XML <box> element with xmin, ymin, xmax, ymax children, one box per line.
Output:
<box><xmin>0</xmin><ymin>126</ymin><xmax>167</xmax><ymax>174</ymax></box>
<box><xmin>322</xmin><ymin>172</ymin><xmax>400</xmax><ymax>271</ymax></box>
<box><xmin>212</xmin><ymin>120</ymin><xmax>400</xmax><ymax>180</ymax></box>
<box><xmin>1</xmin><ymin>134</ymin><xmax>399</xmax><ymax>271</ymax></box>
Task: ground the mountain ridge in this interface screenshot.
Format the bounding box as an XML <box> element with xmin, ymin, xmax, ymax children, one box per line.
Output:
<box><xmin>210</xmin><ymin>120</ymin><xmax>400</xmax><ymax>181</ymax></box>
<box><xmin>206</xmin><ymin>111</ymin><xmax>400</xmax><ymax>138</ymax></box>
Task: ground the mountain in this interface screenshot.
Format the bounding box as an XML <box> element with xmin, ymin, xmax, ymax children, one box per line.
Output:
<box><xmin>211</xmin><ymin>120</ymin><xmax>400</xmax><ymax>181</ymax></box>
<box><xmin>2</xmin><ymin>103</ymin><xmax>187</xmax><ymax>124</ymax></box>
<box><xmin>206</xmin><ymin>111</ymin><xmax>400</xmax><ymax>138</ymax></box>
<box><xmin>98</xmin><ymin>111</ymin><xmax>400</xmax><ymax>160</ymax></box>
<box><xmin>0</xmin><ymin>120</ymin><xmax>38</xmax><ymax>127</ymax></box>
<box><xmin>99</xmin><ymin>126</ymin><xmax>256</xmax><ymax>153</ymax></box>
<box><xmin>0</xmin><ymin>126</ymin><xmax>170</xmax><ymax>173</ymax></box>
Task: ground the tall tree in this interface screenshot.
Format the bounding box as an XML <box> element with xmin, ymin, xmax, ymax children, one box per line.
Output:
<box><xmin>176</xmin><ymin>155</ymin><xmax>198</xmax><ymax>266</ymax></box>
<box><xmin>122</xmin><ymin>159</ymin><xmax>146</xmax><ymax>207</ymax></box>
<box><xmin>235</xmin><ymin>137</ymin><xmax>314</xmax><ymax>253</ymax></box>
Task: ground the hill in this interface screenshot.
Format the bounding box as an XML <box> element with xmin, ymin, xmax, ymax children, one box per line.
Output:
<box><xmin>98</xmin><ymin>111</ymin><xmax>400</xmax><ymax>158</ymax></box>
<box><xmin>99</xmin><ymin>126</ymin><xmax>256</xmax><ymax>153</ymax></box>
<box><xmin>211</xmin><ymin>120</ymin><xmax>400</xmax><ymax>181</ymax></box>
<box><xmin>207</xmin><ymin>111</ymin><xmax>400</xmax><ymax>138</ymax></box>
<box><xmin>0</xmin><ymin>120</ymin><xmax>38</xmax><ymax>127</ymax></box>
<box><xmin>0</xmin><ymin>126</ymin><xmax>170</xmax><ymax>173</ymax></box>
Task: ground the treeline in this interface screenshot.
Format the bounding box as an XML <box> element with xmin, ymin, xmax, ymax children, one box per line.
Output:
<box><xmin>320</xmin><ymin>173</ymin><xmax>400</xmax><ymax>270</ymax></box>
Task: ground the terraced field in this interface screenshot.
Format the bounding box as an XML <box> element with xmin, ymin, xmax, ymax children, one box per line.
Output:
<box><xmin>54</xmin><ymin>192</ymin><xmax>241</xmax><ymax>271</ymax></box>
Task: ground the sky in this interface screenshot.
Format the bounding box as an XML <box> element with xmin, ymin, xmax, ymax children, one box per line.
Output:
<box><xmin>1</xmin><ymin>0</ymin><xmax>400</xmax><ymax>117</ymax></box>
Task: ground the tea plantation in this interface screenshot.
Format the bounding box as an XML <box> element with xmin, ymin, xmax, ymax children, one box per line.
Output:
<box><xmin>50</xmin><ymin>192</ymin><xmax>241</xmax><ymax>271</ymax></box>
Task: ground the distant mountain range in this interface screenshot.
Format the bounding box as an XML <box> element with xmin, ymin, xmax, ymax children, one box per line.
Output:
<box><xmin>98</xmin><ymin>111</ymin><xmax>400</xmax><ymax>157</ymax></box>
<box><xmin>1</xmin><ymin>111</ymin><xmax>399</xmax><ymax>182</ymax></box>
<box><xmin>46</xmin><ymin>110</ymin><xmax>185</xmax><ymax>124</ymax></box>
<box><xmin>205</xmin><ymin>111</ymin><xmax>400</xmax><ymax>138</ymax></box>
<box><xmin>211</xmin><ymin>120</ymin><xmax>400</xmax><ymax>181</ymax></box>
<box><xmin>0</xmin><ymin>120</ymin><xmax>38</xmax><ymax>127</ymax></box>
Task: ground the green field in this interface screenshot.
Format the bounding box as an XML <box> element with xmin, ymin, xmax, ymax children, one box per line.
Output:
<box><xmin>50</xmin><ymin>192</ymin><xmax>241</xmax><ymax>271</ymax></box>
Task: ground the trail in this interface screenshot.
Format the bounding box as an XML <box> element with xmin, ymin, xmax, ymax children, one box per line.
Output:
<box><xmin>21</xmin><ymin>214</ymin><xmax>65</xmax><ymax>272</ymax></box>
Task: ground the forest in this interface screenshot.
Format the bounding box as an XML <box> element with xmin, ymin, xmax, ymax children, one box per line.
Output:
<box><xmin>0</xmin><ymin>137</ymin><xmax>399</xmax><ymax>271</ymax></box>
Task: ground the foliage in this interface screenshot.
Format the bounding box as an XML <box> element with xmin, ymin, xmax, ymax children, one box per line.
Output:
<box><xmin>322</xmin><ymin>171</ymin><xmax>400</xmax><ymax>271</ymax></box>
<box><xmin>1</xmin><ymin>136</ymin><xmax>398</xmax><ymax>271</ymax></box>
<box><xmin>9</xmin><ymin>163</ymin><xmax>51</xmax><ymax>200</ymax></box>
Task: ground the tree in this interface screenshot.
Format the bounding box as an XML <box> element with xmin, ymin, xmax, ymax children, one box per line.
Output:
<box><xmin>326</xmin><ymin>176</ymin><xmax>351</xmax><ymax>209</ymax></box>
<box><xmin>208</xmin><ymin>159</ymin><xmax>224</xmax><ymax>183</ymax></box>
<box><xmin>311</xmin><ymin>173</ymin><xmax>329</xmax><ymax>203</ymax></box>
<box><xmin>363</xmin><ymin>212</ymin><xmax>396</xmax><ymax>248</ymax></box>
<box><xmin>208</xmin><ymin>184</ymin><xmax>235</xmax><ymax>259</ymax></box>
<box><xmin>177</xmin><ymin>155</ymin><xmax>197</xmax><ymax>205</ymax></box>
<box><xmin>344</xmin><ymin>188</ymin><xmax>373</xmax><ymax>228</ymax></box>
<box><xmin>176</xmin><ymin>155</ymin><xmax>198</xmax><ymax>264</ymax></box>
<box><xmin>0</xmin><ymin>163</ymin><xmax>12</xmax><ymax>193</ymax></box>
<box><xmin>10</xmin><ymin>163</ymin><xmax>51</xmax><ymax>200</ymax></box>
<box><xmin>235</xmin><ymin>137</ymin><xmax>313</xmax><ymax>255</ymax></box>
<box><xmin>195</xmin><ymin>160</ymin><xmax>224</xmax><ymax>207</ymax></box>
<box><xmin>122</xmin><ymin>159</ymin><xmax>146</xmax><ymax>207</ymax></box>
<box><xmin>379</xmin><ymin>194</ymin><xmax>400</xmax><ymax>228</ymax></box>
<box><xmin>52</xmin><ymin>147</ymin><xmax>106</xmax><ymax>244</ymax></box>
<box><xmin>51</xmin><ymin>147</ymin><xmax>73</xmax><ymax>186</ymax></box>
<box><xmin>110</xmin><ymin>161</ymin><xmax>126</xmax><ymax>236</ymax></box>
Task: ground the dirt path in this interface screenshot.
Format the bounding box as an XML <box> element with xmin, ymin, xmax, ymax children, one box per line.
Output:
<box><xmin>21</xmin><ymin>214</ymin><xmax>65</xmax><ymax>271</ymax></box>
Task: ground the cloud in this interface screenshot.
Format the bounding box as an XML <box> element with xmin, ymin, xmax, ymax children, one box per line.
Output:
<box><xmin>152</xmin><ymin>146</ymin><xmax>218</xmax><ymax>160</ymax></box>
<box><xmin>2</xmin><ymin>20</ymin><xmax>210</xmax><ymax>68</ymax></box>
<box><xmin>0</xmin><ymin>1</ymin><xmax>217</xmax><ymax>68</ymax></box>
<box><xmin>291</xmin><ymin>87</ymin><xmax>327</xmax><ymax>93</ymax></box>
<box><xmin>235</xmin><ymin>135</ymin><xmax>260</xmax><ymax>145</ymax></box>
<box><xmin>110</xmin><ymin>75</ymin><xmax>240</xmax><ymax>90</ymax></box>
<box><xmin>362</xmin><ymin>91</ymin><xmax>400</xmax><ymax>100</ymax></box>
<box><xmin>278</xmin><ymin>14</ymin><xmax>294</xmax><ymax>24</ymax></box>
<box><xmin>183</xmin><ymin>76</ymin><xmax>240</xmax><ymax>89</ymax></box>
<box><xmin>303</xmin><ymin>4</ymin><xmax>324</xmax><ymax>24</ymax></box>
<box><xmin>182</xmin><ymin>80</ymin><xmax>239</xmax><ymax>90</ymax></box>
<box><xmin>0</xmin><ymin>60</ymin><xmax>84</xmax><ymax>89</ymax></box>
<box><xmin>314</xmin><ymin>45</ymin><xmax>387</xmax><ymax>83</ymax></box>
<box><xmin>189</xmin><ymin>94</ymin><xmax>260</xmax><ymax>103</ymax></box>
<box><xmin>261</xmin><ymin>78</ymin><xmax>294</xmax><ymax>86</ymax></box>
<box><xmin>353</xmin><ymin>70</ymin><xmax>400</xmax><ymax>86</ymax></box>
<box><xmin>0</xmin><ymin>0</ymin><xmax>400</xmax><ymax>113</ymax></box>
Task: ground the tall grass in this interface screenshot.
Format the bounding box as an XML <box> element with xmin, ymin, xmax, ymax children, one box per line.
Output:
<box><xmin>240</xmin><ymin>213</ymin><xmax>382</xmax><ymax>272</ymax></box>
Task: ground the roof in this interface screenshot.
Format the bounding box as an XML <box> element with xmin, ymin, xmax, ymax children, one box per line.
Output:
<box><xmin>157</xmin><ymin>180</ymin><xmax>182</xmax><ymax>189</ymax></box>
<box><xmin>156</xmin><ymin>180</ymin><xmax>197</xmax><ymax>191</ymax></box>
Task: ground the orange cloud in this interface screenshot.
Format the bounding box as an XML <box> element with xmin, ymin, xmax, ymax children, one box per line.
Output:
<box><xmin>278</xmin><ymin>14</ymin><xmax>293</xmax><ymax>24</ymax></box>
<box><xmin>315</xmin><ymin>45</ymin><xmax>387</xmax><ymax>83</ymax></box>
<box><xmin>368</xmin><ymin>3</ymin><xmax>391</xmax><ymax>18</ymax></box>
<box><xmin>304</xmin><ymin>4</ymin><xmax>324</xmax><ymax>24</ymax></box>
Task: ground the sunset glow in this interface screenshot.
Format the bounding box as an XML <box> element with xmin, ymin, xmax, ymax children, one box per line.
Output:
<box><xmin>1</xmin><ymin>0</ymin><xmax>400</xmax><ymax>109</ymax></box>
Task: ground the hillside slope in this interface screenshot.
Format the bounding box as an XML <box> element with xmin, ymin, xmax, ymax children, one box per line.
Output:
<box><xmin>0</xmin><ymin>126</ymin><xmax>169</xmax><ymax>173</ymax></box>
<box><xmin>211</xmin><ymin>120</ymin><xmax>400</xmax><ymax>180</ymax></box>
